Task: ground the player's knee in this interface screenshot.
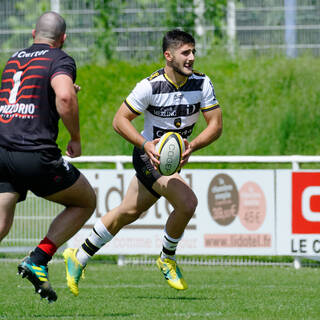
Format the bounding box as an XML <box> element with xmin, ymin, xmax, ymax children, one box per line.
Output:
<box><xmin>0</xmin><ymin>222</ymin><xmax>11</xmax><ymax>241</ymax></box>
<box><xmin>189</xmin><ymin>194</ymin><xmax>198</xmax><ymax>215</ymax></box>
<box><xmin>125</xmin><ymin>210</ymin><xmax>142</xmax><ymax>223</ymax></box>
<box><xmin>74</xmin><ymin>187</ymin><xmax>96</xmax><ymax>221</ymax></box>
<box><xmin>87</xmin><ymin>187</ymin><xmax>97</xmax><ymax>212</ymax></box>
<box><xmin>181</xmin><ymin>193</ymin><xmax>198</xmax><ymax>218</ymax></box>
<box><xmin>118</xmin><ymin>206</ymin><xmax>143</xmax><ymax>224</ymax></box>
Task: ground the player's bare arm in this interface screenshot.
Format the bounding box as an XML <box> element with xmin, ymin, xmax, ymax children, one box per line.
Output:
<box><xmin>113</xmin><ymin>103</ymin><xmax>160</xmax><ymax>165</ymax></box>
<box><xmin>180</xmin><ymin>107</ymin><xmax>222</xmax><ymax>167</ymax></box>
<box><xmin>51</xmin><ymin>74</ymin><xmax>81</xmax><ymax>158</ymax></box>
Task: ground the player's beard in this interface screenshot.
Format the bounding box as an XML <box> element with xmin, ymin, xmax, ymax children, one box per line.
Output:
<box><xmin>171</xmin><ymin>58</ymin><xmax>193</xmax><ymax>77</ymax></box>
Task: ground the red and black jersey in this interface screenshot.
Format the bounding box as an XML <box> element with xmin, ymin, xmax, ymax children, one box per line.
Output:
<box><xmin>0</xmin><ymin>43</ymin><xmax>76</xmax><ymax>152</ymax></box>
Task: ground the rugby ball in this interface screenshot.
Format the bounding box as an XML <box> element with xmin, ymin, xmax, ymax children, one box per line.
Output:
<box><xmin>155</xmin><ymin>132</ymin><xmax>185</xmax><ymax>176</ymax></box>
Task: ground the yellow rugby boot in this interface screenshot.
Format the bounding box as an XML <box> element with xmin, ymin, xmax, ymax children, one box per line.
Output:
<box><xmin>63</xmin><ymin>248</ymin><xmax>85</xmax><ymax>296</ymax></box>
<box><xmin>156</xmin><ymin>256</ymin><xmax>188</xmax><ymax>290</ymax></box>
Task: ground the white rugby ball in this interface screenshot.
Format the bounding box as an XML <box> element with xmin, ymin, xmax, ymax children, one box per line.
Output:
<box><xmin>155</xmin><ymin>132</ymin><xmax>185</xmax><ymax>176</ymax></box>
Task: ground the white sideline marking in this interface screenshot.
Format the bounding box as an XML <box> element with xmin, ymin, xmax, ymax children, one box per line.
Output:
<box><xmin>17</xmin><ymin>283</ymin><xmax>165</xmax><ymax>289</ymax></box>
<box><xmin>10</xmin><ymin>312</ymin><xmax>221</xmax><ymax>319</ymax></box>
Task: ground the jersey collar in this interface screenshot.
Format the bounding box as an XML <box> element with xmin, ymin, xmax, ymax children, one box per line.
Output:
<box><xmin>163</xmin><ymin>72</ymin><xmax>188</xmax><ymax>90</ymax></box>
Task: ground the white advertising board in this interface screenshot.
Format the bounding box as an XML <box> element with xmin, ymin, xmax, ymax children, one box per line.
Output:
<box><xmin>276</xmin><ymin>170</ymin><xmax>320</xmax><ymax>256</ymax></box>
<box><xmin>68</xmin><ymin>169</ymin><xmax>276</xmax><ymax>255</ymax></box>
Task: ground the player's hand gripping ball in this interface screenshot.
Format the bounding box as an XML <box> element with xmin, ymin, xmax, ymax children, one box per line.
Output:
<box><xmin>155</xmin><ymin>132</ymin><xmax>185</xmax><ymax>176</ymax></box>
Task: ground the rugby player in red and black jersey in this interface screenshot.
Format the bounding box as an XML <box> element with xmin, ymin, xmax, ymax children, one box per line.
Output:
<box><xmin>0</xmin><ymin>12</ymin><xmax>96</xmax><ymax>302</ymax></box>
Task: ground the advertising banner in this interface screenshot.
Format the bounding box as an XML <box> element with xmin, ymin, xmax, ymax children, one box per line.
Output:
<box><xmin>68</xmin><ymin>169</ymin><xmax>276</xmax><ymax>255</ymax></box>
<box><xmin>276</xmin><ymin>170</ymin><xmax>320</xmax><ymax>256</ymax></box>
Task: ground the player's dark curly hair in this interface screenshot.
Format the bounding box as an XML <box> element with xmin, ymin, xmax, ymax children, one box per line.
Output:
<box><xmin>162</xmin><ymin>29</ymin><xmax>195</xmax><ymax>53</ymax></box>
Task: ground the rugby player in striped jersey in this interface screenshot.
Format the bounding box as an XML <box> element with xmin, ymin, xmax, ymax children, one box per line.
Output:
<box><xmin>64</xmin><ymin>29</ymin><xmax>222</xmax><ymax>295</ymax></box>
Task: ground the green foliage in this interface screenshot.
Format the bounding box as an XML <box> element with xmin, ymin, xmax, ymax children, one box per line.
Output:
<box><xmin>0</xmin><ymin>0</ymin><xmax>49</xmax><ymax>53</ymax></box>
<box><xmin>1</xmin><ymin>51</ymin><xmax>318</xmax><ymax>158</ymax></box>
<box><xmin>204</xmin><ymin>0</ymin><xmax>228</xmax><ymax>39</ymax></box>
<box><xmin>163</xmin><ymin>0</ymin><xmax>196</xmax><ymax>33</ymax></box>
<box><xmin>59</xmin><ymin>52</ymin><xmax>319</xmax><ymax>157</ymax></box>
<box><xmin>0</xmin><ymin>1</ymin><xmax>228</xmax><ymax>63</ymax></box>
<box><xmin>94</xmin><ymin>0</ymin><xmax>228</xmax><ymax>61</ymax></box>
<box><xmin>93</xmin><ymin>0</ymin><xmax>121</xmax><ymax>62</ymax></box>
<box><xmin>57</xmin><ymin>61</ymin><xmax>162</xmax><ymax>155</ymax></box>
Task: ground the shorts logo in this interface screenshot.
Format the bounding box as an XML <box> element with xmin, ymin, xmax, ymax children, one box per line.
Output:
<box><xmin>292</xmin><ymin>172</ymin><xmax>320</xmax><ymax>234</ymax></box>
<box><xmin>54</xmin><ymin>175</ymin><xmax>62</xmax><ymax>183</ymax></box>
<box><xmin>62</xmin><ymin>158</ymin><xmax>70</xmax><ymax>171</ymax></box>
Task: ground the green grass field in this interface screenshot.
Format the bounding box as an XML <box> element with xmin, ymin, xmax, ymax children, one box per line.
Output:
<box><xmin>1</xmin><ymin>259</ymin><xmax>320</xmax><ymax>319</ymax></box>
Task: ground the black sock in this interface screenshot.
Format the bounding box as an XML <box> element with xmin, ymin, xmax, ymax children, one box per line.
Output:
<box><xmin>30</xmin><ymin>247</ymin><xmax>52</xmax><ymax>266</ymax></box>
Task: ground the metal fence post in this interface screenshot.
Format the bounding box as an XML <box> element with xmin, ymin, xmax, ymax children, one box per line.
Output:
<box><xmin>227</xmin><ymin>0</ymin><xmax>236</xmax><ymax>56</ymax></box>
<box><xmin>194</xmin><ymin>0</ymin><xmax>205</xmax><ymax>55</ymax></box>
<box><xmin>285</xmin><ymin>0</ymin><xmax>297</xmax><ymax>58</ymax></box>
<box><xmin>51</xmin><ymin>0</ymin><xmax>60</xmax><ymax>13</ymax></box>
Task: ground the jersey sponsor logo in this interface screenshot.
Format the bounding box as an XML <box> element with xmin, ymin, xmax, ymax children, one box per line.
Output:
<box><xmin>153</xmin><ymin>123</ymin><xmax>195</xmax><ymax>139</ymax></box>
<box><xmin>174</xmin><ymin>92</ymin><xmax>183</xmax><ymax>102</ymax></box>
<box><xmin>0</xmin><ymin>103</ymin><xmax>36</xmax><ymax>122</ymax></box>
<box><xmin>147</xmin><ymin>103</ymin><xmax>200</xmax><ymax>118</ymax></box>
<box><xmin>174</xmin><ymin>118</ymin><xmax>181</xmax><ymax>128</ymax></box>
<box><xmin>12</xmin><ymin>49</ymin><xmax>49</xmax><ymax>59</ymax></box>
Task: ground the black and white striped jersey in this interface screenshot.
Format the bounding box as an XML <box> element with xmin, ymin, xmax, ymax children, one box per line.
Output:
<box><xmin>125</xmin><ymin>68</ymin><xmax>220</xmax><ymax>141</ymax></box>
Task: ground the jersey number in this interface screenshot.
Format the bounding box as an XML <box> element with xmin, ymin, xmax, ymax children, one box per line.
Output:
<box><xmin>9</xmin><ymin>71</ymin><xmax>23</xmax><ymax>104</ymax></box>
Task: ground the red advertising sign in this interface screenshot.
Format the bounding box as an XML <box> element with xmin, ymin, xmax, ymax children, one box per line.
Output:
<box><xmin>292</xmin><ymin>172</ymin><xmax>320</xmax><ymax>234</ymax></box>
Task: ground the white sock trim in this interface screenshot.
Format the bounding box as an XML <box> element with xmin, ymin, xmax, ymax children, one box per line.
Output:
<box><xmin>164</xmin><ymin>228</ymin><xmax>183</xmax><ymax>243</ymax></box>
<box><xmin>94</xmin><ymin>219</ymin><xmax>113</xmax><ymax>242</ymax></box>
<box><xmin>76</xmin><ymin>248</ymin><xmax>90</xmax><ymax>266</ymax></box>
